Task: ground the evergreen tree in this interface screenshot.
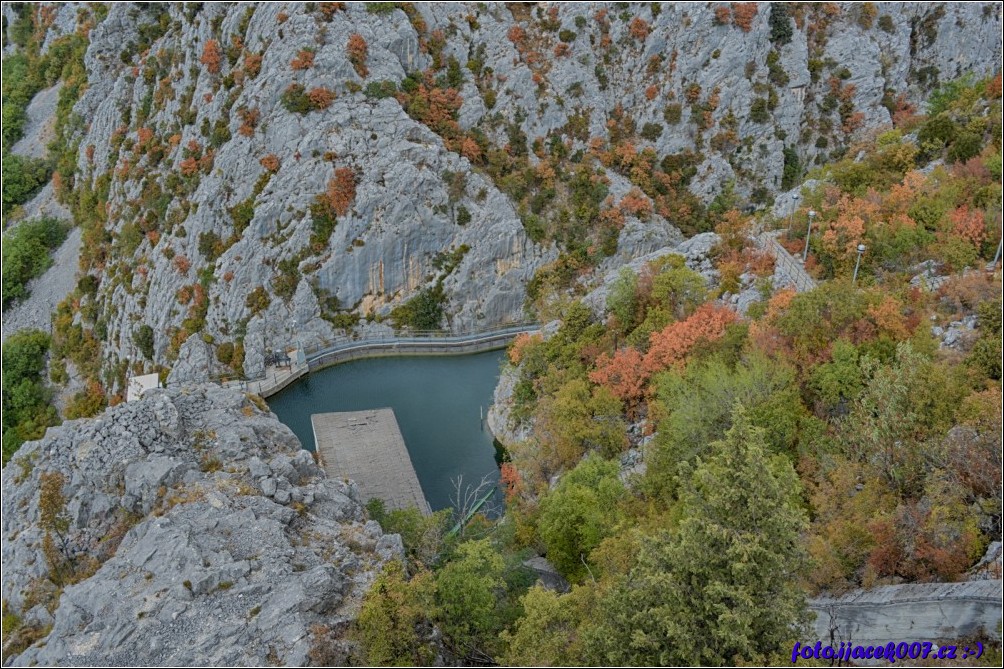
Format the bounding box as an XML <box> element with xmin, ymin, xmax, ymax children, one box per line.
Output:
<box><xmin>769</xmin><ymin>3</ymin><xmax>793</xmax><ymax>45</ymax></box>
<box><xmin>586</xmin><ymin>406</ymin><xmax>810</xmax><ymax>665</ymax></box>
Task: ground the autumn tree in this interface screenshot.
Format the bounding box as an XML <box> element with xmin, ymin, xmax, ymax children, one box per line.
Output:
<box><xmin>200</xmin><ymin>39</ymin><xmax>222</xmax><ymax>74</ymax></box>
<box><xmin>290</xmin><ymin>47</ymin><xmax>315</xmax><ymax>70</ymax></box>
<box><xmin>325</xmin><ymin>166</ymin><xmax>357</xmax><ymax>216</ymax></box>
<box><xmin>259</xmin><ymin>154</ymin><xmax>280</xmax><ymax>173</ymax></box>
<box><xmin>644</xmin><ymin>303</ymin><xmax>738</xmax><ymax>371</ymax></box>
<box><xmin>39</xmin><ymin>470</ymin><xmax>72</xmax><ymax>584</ymax></box>
<box><xmin>589</xmin><ymin>347</ymin><xmax>647</xmax><ymax>409</ymax></box>
<box><xmin>307</xmin><ymin>86</ymin><xmax>335</xmax><ymax>110</ymax></box>
<box><xmin>731</xmin><ymin>2</ymin><xmax>759</xmax><ymax>31</ymax></box>
<box><xmin>347</xmin><ymin>33</ymin><xmax>368</xmax><ymax>77</ymax></box>
<box><xmin>628</xmin><ymin>17</ymin><xmax>650</xmax><ymax>41</ymax></box>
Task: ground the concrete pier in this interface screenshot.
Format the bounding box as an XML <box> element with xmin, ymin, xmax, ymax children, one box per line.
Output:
<box><xmin>311</xmin><ymin>408</ymin><xmax>431</xmax><ymax>515</ymax></box>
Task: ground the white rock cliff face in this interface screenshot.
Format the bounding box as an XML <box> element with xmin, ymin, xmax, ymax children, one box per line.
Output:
<box><xmin>49</xmin><ymin>2</ymin><xmax>1003</xmax><ymax>386</ymax></box>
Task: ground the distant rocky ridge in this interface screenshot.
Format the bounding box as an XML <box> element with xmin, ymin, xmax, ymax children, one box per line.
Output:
<box><xmin>1</xmin><ymin>385</ymin><xmax>403</xmax><ymax>665</ymax></box>
<box><xmin>6</xmin><ymin>2</ymin><xmax>999</xmax><ymax>391</ymax></box>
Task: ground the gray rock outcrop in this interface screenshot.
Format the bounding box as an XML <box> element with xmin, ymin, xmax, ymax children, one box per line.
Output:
<box><xmin>1</xmin><ymin>385</ymin><xmax>403</xmax><ymax>666</ymax></box>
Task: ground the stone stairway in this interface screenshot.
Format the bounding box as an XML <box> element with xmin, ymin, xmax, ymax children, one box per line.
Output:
<box><xmin>754</xmin><ymin>230</ymin><xmax>817</xmax><ymax>293</ymax></box>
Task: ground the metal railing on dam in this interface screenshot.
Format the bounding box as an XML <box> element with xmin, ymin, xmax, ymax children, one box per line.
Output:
<box><xmin>214</xmin><ymin>322</ymin><xmax>540</xmax><ymax>398</ymax></box>
<box><xmin>303</xmin><ymin>322</ymin><xmax>540</xmax><ymax>372</ymax></box>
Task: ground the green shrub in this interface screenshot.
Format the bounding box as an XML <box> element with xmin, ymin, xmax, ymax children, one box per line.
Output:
<box><xmin>768</xmin><ymin>3</ymin><xmax>793</xmax><ymax>44</ymax></box>
<box><xmin>455</xmin><ymin>204</ymin><xmax>471</xmax><ymax>226</ymax></box>
<box><xmin>133</xmin><ymin>325</ymin><xmax>155</xmax><ymax>360</ymax></box>
<box><xmin>198</xmin><ymin>231</ymin><xmax>224</xmax><ymax>261</ymax></box>
<box><xmin>271</xmin><ymin>257</ymin><xmax>301</xmax><ymax>301</ymax></box>
<box><xmin>2</xmin><ymin>329</ymin><xmax>59</xmax><ymax>463</ymax></box>
<box><xmin>390</xmin><ymin>283</ymin><xmax>446</xmax><ymax>330</ymax></box>
<box><xmin>216</xmin><ymin>341</ymin><xmax>235</xmax><ymax>365</ymax></box>
<box><xmin>230</xmin><ymin>197</ymin><xmax>256</xmax><ymax>236</ymax></box>
<box><xmin>766</xmin><ymin>50</ymin><xmax>789</xmax><ymax>86</ymax></box>
<box><xmin>2</xmin><ymin>217</ymin><xmax>70</xmax><ymax>309</ymax></box>
<box><xmin>538</xmin><ymin>455</ymin><xmax>625</xmax><ymax>581</ymax></box>
<box><xmin>663</xmin><ymin>103</ymin><xmax>682</xmax><ymax>125</ymax></box>
<box><xmin>309</xmin><ymin>199</ymin><xmax>338</xmax><ymax>250</ymax></box>
<box><xmin>781</xmin><ymin>146</ymin><xmax>801</xmax><ymax>190</ymax></box>
<box><xmin>2</xmin><ymin>153</ymin><xmax>51</xmax><ymax>214</ymax></box>
<box><xmin>947</xmin><ymin>131</ymin><xmax>982</xmax><ymax>163</ymax></box>
<box><xmin>280</xmin><ymin>83</ymin><xmax>313</xmax><ymax>114</ymax></box>
<box><xmin>364</xmin><ymin>80</ymin><xmax>398</xmax><ymax>99</ymax></box>
<box><xmin>64</xmin><ymin>385</ymin><xmax>107</xmax><ymax>420</ymax></box>
<box><xmin>749</xmin><ymin>98</ymin><xmax>770</xmax><ymax>123</ymax></box>
<box><xmin>245</xmin><ymin>286</ymin><xmax>271</xmax><ymax>315</ymax></box>
<box><xmin>640</xmin><ymin>122</ymin><xmax>663</xmax><ymax>141</ymax></box>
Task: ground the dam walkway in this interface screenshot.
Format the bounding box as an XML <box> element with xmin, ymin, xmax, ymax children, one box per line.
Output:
<box><xmin>229</xmin><ymin>322</ymin><xmax>540</xmax><ymax>398</ymax></box>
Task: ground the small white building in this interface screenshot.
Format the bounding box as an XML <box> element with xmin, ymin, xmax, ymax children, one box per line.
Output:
<box><xmin>126</xmin><ymin>373</ymin><xmax>160</xmax><ymax>402</ymax></box>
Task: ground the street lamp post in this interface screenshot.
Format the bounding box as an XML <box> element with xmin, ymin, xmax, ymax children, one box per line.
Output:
<box><xmin>802</xmin><ymin>210</ymin><xmax>816</xmax><ymax>263</ymax></box>
<box><xmin>787</xmin><ymin>193</ymin><xmax>800</xmax><ymax>234</ymax></box>
<box><xmin>290</xmin><ymin>317</ymin><xmax>302</xmax><ymax>365</ymax></box>
<box><xmin>853</xmin><ymin>243</ymin><xmax>866</xmax><ymax>284</ymax></box>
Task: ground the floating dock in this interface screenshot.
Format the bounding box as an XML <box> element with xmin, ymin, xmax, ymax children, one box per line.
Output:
<box><xmin>311</xmin><ymin>408</ymin><xmax>432</xmax><ymax>516</ymax></box>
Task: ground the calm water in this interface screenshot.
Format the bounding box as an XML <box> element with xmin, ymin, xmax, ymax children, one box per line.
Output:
<box><xmin>267</xmin><ymin>351</ymin><xmax>505</xmax><ymax>512</ymax></box>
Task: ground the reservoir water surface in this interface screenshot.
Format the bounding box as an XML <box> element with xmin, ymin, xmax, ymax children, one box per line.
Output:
<box><xmin>267</xmin><ymin>350</ymin><xmax>506</xmax><ymax>512</ymax></box>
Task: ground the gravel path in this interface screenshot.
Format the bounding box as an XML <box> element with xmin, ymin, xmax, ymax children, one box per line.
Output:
<box><xmin>1</xmin><ymin>226</ymin><xmax>82</xmax><ymax>341</ymax></box>
<box><xmin>16</xmin><ymin>180</ymin><xmax>72</xmax><ymax>222</ymax></box>
<box><xmin>11</xmin><ymin>82</ymin><xmax>61</xmax><ymax>159</ymax></box>
<box><xmin>8</xmin><ymin>82</ymin><xmax>72</xmax><ymax>223</ymax></box>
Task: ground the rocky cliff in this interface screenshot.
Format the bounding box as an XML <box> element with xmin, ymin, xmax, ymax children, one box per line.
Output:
<box><xmin>7</xmin><ymin>2</ymin><xmax>999</xmax><ymax>393</ymax></box>
<box><xmin>1</xmin><ymin>385</ymin><xmax>403</xmax><ymax>665</ymax></box>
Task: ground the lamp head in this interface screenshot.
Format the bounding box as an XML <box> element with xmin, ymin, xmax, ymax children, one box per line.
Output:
<box><xmin>857</xmin><ymin>244</ymin><xmax>866</xmax><ymax>253</ymax></box>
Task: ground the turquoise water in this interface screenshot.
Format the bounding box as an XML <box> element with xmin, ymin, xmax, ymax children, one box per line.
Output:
<box><xmin>266</xmin><ymin>351</ymin><xmax>506</xmax><ymax>512</ymax></box>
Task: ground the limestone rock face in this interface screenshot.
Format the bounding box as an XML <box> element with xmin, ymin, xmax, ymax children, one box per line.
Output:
<box><xmin>2</xmin><ymin>385</ymin><xmax>402</xmax><ymax>666</ymax></box>
<box><xmin>28</xmin><ymin>2</ymin><xmax>1004</xmax><ymax>387</ymax></box>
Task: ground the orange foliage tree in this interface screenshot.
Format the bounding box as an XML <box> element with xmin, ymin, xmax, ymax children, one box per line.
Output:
<box><xmin>629</xmin><ymin>17</ymin><xmax>650</xmax><ymax>40</ymax></box>
<box><xmin>589</xmin><ymin>347</ymin><xmax>648</xmax><ymax>408</ymax></box>
<box><xmin>290</xmin><ymin>48</ymin><xmax>315</xmax><ymax>70</ymax></box>
<box><xmin>200</xmin><ymin>39</ymin><xmax>222</xmax><ymax>74</ymax></box>
<box><xmin>509</xmin><ymin>332</ymin><xmax>542</xmax><ymax>365</ymax></box>
<box><xmin>260</xmin><ymin>154</ymin><xmax>281</xmax><ymax>173</ymax></box>
<box><xmin>347</xmin><ymin>33</ymin><xmax>368</xmax><ymax>77</ymax></box>
<box><xmin>308</xmin><ymin>86</ymin><xmax>335</xmax><ymax>110</ymax></box>
<box><xmin>950</xmin><ymin>205</ymin><xmax>986</xmax><ymax>247</ymax></box>
<box><xmin>326</xmin><ymin>167</ymin><xmax>357</xmax><ymax>217</ymax></box>
<box><xmin>590</xmin><ymin>304</ymin><xmax>739</xmax><ymax>408</ymax></box>
<box><xmin>731</xmin><ymin>2</ymin><xmax>758</xmax><ymax>31</ymax></box>
<box><xmin>645</xmin><ymin>303</ymin><xmax>739</xmax><ymax>371</ymax></box>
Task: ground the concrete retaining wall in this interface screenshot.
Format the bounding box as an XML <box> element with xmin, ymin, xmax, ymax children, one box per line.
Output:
<box><xmin>809</xmin><ymin>580</ymin><xmax>1003</xmax><ymax>646</ymax></box>
<box><xmin>306</xmin><ymin>330</ymin><xmax>535</xmax><ymax>372</ymax></box>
